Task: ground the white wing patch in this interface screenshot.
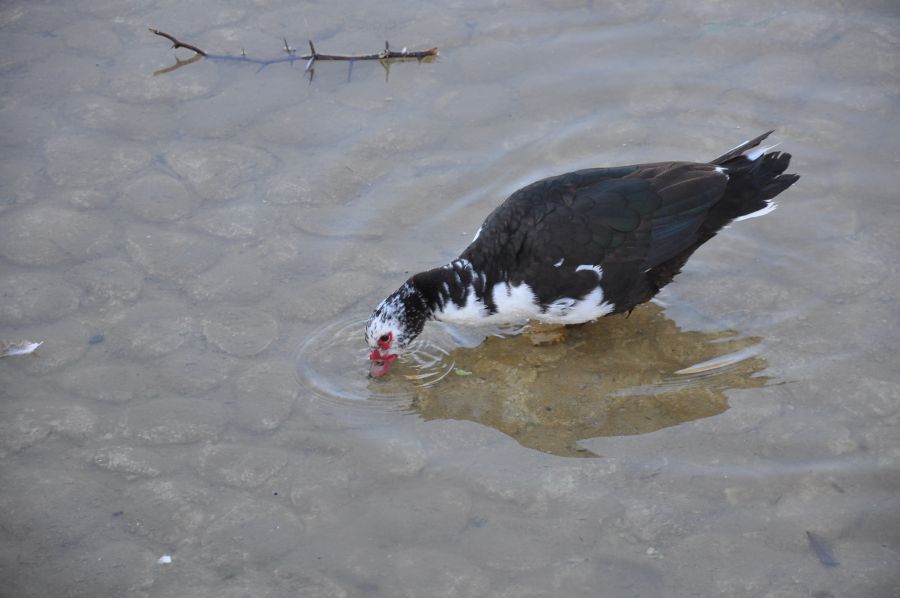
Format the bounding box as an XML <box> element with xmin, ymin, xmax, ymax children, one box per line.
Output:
<box><xmin>433</xmin><ymin>268</ymin><xmax>614</xmax><ymax>326</ymax></box>
<box><xmin>490</xmin><ymin>282</ymin><xmax>540</xmax><ymax>321</ymax></box>
<box><xmin>435</xmin><ymin>285</ymin><xmax>487</xmax><ymax>323</ymax></box>
<box><xmin>546</xmin><ymin>297</ymin><xmax>576</xmax><ymax>317</ymax></box>
<box><xmin>434</xmin><ymin>282</ymin><xmax>540</xmax><ymax>325</ymax></box>
<box><xmin>575</xmin><ymin>264</ymin><xmax>604</xmax><ymax>280</ymax></box>
<box><xmin>744</xmin><ymin>143</ymin><xmax>780</xmax><ymax>161</ymax></box>
<box><xmin>543</xmin><ymin>287</ymin><xmax>614</xmax><ymax>324</ymax></box>
<box><xmin>733</xmin><ymin>201</ymin><xmax>778</xmax><ymax>222</ymax></box>
<box><xmin>554</xmin><ymin>258</ymin><xmax>564</xmax><ymax>267</ymax></box>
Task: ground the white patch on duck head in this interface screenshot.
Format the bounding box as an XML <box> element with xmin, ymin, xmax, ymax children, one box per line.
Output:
<box><xmin>365</xmin><ymin>282</ymin><xmax>422</xmax><ymax>351</ymax></box>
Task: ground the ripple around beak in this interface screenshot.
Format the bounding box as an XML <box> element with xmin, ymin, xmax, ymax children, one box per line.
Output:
<box><xmin>368</xmin><ymin>353</ymin><xmax>397</xmax><ymax>378</ymax></box>
<box><xmin>296</xmin><ymin>318</ymin><xmax>458</xmax><ymax>409</ymax></box>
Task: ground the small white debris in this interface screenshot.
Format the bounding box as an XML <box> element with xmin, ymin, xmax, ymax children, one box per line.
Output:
<box><xmin>0</xmin><ymin>340</ymin><xmax>43</xmax><ymax>358</ymax></box>
<box><xmin>157</xmin><ymin>554</ymin><xmax>173</xmax><ymax>565</ymax></box>
<box><xmin>646</xmin><ymin>547</ymin><xmax>657</xmax><ymax>556</ymax></box>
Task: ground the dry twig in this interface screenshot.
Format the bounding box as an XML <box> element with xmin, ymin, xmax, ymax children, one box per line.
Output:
<box><xmin>148</xmin><ymin>27</ymin><xmax>438</xmax><ymax>79</ymax></box>
<box><xmin>149</xmin><ymin>27</ymin><xmax>207</xmax><ymax>56</ymax></box>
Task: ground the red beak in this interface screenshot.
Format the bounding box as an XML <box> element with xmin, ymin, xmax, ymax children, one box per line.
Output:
<box><xmin>369</xmin><ymin>348</ymin><xmax>398</xmax><ymax>378</ymax></box>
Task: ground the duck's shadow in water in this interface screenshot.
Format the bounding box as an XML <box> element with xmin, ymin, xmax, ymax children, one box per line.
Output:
<box><xmin>403</xmin><ymin>303</ymin><xmax>768</xmax><ymax>458</ymax></box>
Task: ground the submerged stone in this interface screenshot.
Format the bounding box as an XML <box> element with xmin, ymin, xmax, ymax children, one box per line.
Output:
<box><xmin>123</xmin><ymin>397</ymin><xmax>226</xmax><ymax>445</ymax></box>
<box><xmin>200</xmin><ymin>498</ymin><xmax>304</xmax><ymax>567</ymax></box>
<box><xmin>109</xmin><ymin>300</ymin><xmax>200</xmax><ymax>360</ymax></box>
<box><xmin>202</xmin><ymin>307</ymin><xmax>277</xmax><ymax>357</ymax></box>
<box><xmin>121</xmin><ymin>173</ymin><xmax>199</xmax><ymax>223</ymax></box>
<box><xmin>155</xmin><ymin>349</ymin><xmax>237</xmax><ymax>395</ymax></box>
<box><xmin>186</xmin><ymin>254</ymin><xmax>273</xmax><ymax>304</ymax></box>
<box><xmin>166</xmin><ymin>143</ymin><xmax>277</xmax><ymax>202</ymax></box>
<box><xmin>0</xmin><ymin>206</ymin><xmax>115</xmax><ymax>267</ymax></box>
<box><xmin>195</xmin><ymin>444</ymin><xmax>289</xmax><ymax>488</ymax></box>
<box><xmin>0</xmin><ymin>271</ymin><xmax>81</xmax><ymax>326</ymax></box>
<box><xmin>125</xmin><ymin>224</ymin><xmax>222</xmax><ymax>285</ymax></box>
<box><xmin>56</xmin><ymin>362</ymin><xmax>163</xmax><ymax>403</ymax></box>
<box><xmin>44</xmin><ymin>133</ymin><xmax>150</xmax><ymax>189</ymax></box>
<box><xmin>68</xmin><ymin>258</ymin><xmax>144</xmax><ymax>306</ymax></box>
<box><xmin>233</xmin><ymin>361</ymin><xmax>298</xmax><ymax>432</ymax></box>
<box><xmin>190</xmin><ymin>203</ymin><xmax>275</xmax><ymax>240</ymax></box>
<box><xmin>92</xmin><ymin>446</ymin><xmax>169</xmax><ymax>478</ymax></box>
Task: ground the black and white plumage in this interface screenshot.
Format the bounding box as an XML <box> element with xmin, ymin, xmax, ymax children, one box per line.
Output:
<box><xmin>366</xmin><ymin>131</ymin><xmax>799</xmax><ymax>377</ymax></box>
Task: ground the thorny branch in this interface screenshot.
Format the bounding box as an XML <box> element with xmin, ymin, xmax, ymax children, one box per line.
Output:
<box><xmin>148</xmin><ymin>27</ymin><xmax>438</xmax><ymax>79</ymax></box>
<box><xmin>149</xmin><ymin>27</ymin><xmax>207</xmax><ymax>56</ymax></box>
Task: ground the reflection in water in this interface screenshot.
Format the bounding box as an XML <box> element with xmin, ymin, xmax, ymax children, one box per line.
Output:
<box><xmin>410</xmin><ymin>303</ymin><xmax>768</xmax><ymax>457</ymax></box>
<box><xmin>297</xmin><ymin>305</ymin><xmax>768</xmax><ymax>457</ymax></box>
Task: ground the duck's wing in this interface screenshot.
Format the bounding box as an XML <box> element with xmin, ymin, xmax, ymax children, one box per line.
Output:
<box><xmin>461</xmin><ymin>163</ymin><xmax>728</xmax><ymax>305</ymax></box>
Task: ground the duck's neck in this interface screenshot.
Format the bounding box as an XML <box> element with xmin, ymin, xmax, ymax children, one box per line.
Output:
<box><xmin>411</xmin><ymin>259</ymin><xmax>495</xmax><ymax>323</ymax></box>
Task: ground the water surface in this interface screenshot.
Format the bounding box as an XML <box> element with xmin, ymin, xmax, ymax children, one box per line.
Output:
<box><xmin>1</xmin><ymin>1</ymin><xmax>899</xmax><ymax>596</ymax></box>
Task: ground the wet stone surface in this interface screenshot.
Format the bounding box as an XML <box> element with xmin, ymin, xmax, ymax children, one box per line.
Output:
<box><xmin>2</xmin><ymin>3</ymin><xmax>900</xmax><ymax>598</ymax></box>
<box><xmin>43</xmin><ymin>133</ymin><xmax>151</xmax><ymax>190</ymax></box>
<box><xmin>121</xmin><ymin>397</ymin><xmax>226</xmax><ymax>445</ymax></box>
<box><xmin>195</xmin><ymin>444</ymin><xmax>289</xmax><ymax>488</ymax></box>
<box><xmin>120</xmin><ymin>173</ymin><xmax>199</xmax><ymax>223</ymax></box>
<box><xmin>109</xmin><ymin>300</ymin><xmax>201</xmax><ymax>360</ymax></box>
<box><xmin>190</xmin><ymin>203</ymin><xmax>276</xmax><ymax>240</ymax></box>
<box><xmin>199</xmin><ymin>497</ymin><xmax>305</xmax><ymax>568</ymax></box>
<box><xmin>56</xmin><ymin>362</ymin><xmax>164</xmax><ymax>403</ymax></box>
<box><xmin>58</xmin><ymin>539</ymin><xmax>158</xmax><ymax>598</ymax></box>
<box><xmin>121</xmin><ymin>477</ymin><xmax>216</xmax><ymax>546</ymax></box>
<box><xmin>0</xmin><ymin>206</ymin><xmax>116</xmax><ymax>267</ymax></box>
<box><xmin>67</xmin><ymin>257</ymin><xmax>145</xmax><ymax>306</ymax></box>
<box><xmin>202</xmin><ymin>307</ymin><xmax>278</xmax><ymax>357</ymax></box>
<box><xmin>154</xmin><ymin>349</ymin><xmax>237</xmax><ymax>396</ymax></box>
<box><xmin>232</xmin><ymin>361</ymin><xmax>298</xmax><ymax>432</ymax></box>
<box><xmin>0</xmin><ymin>403</ymin><xmax>97</xmax><ymax>455</ymax></box>
<box><xmin>0</xmin><ymin>465</ymin><xmax>114</xmax><ymax>546</ymax></box>
<box><xmin>165</xmin><ymin>143</ymin><xmax>278</xmax><ymax>202</ymax></box>
<box><xmin>0</xmin><ymin>157</ymin><xmax>42</xmax><ymax>214</ymax></box>
<box><xmin>125</xmin><ymin>224</ymin><xmax>223</xmax><ymax>285</ymax></box>
<box><xmin>266</xmin><ymin>271</ymin><xmax>380</xmax><ymax>322</ymax></box>
<box><xmin>92</xmin><ymin>445</ymin><xmax>171</xmax><ymax>478</ymax></box>
<box><xmin>0</xmin><ymin>271</ymin><xmax>81</xmax><ymax>326</ymax></box>
<box><xmin>186</xmin><ymin>254</ymin><xmax>274</xmax><ymax>305</ymax></box>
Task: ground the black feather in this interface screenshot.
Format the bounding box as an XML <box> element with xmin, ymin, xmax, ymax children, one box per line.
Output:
<box><xmin>455</xmin><ymin>139</ymin><xmax>798</xmax><ymax>313</ymax></box>
<box><xmin>372</xmin><ymin>133</ymin><xmax>800</xmax><ymax>349</ymax></box>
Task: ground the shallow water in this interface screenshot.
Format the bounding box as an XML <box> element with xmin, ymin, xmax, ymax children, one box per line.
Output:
<box><xmin>2</xmin><ymin>0</ymin><xmax>899</xmax><ymax>596</ymax></box>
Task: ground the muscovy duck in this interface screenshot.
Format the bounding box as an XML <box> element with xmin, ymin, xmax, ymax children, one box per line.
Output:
<box><xmin>366</xmin><ymin>131</ymin><xmax>798</xmax><ymax>377</ymax></box>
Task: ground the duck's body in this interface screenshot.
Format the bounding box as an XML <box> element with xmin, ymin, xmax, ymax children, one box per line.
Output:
<box><xmin>366</xmin><ymin>131</ymin><xmax>799</xmax><ymax>377</ymax></box>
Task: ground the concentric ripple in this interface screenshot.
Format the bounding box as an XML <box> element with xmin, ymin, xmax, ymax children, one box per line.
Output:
<box><xmin>296</xmin><ymin>318</ymin><xmax>471</xmax><ymax>411</ymax></box>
